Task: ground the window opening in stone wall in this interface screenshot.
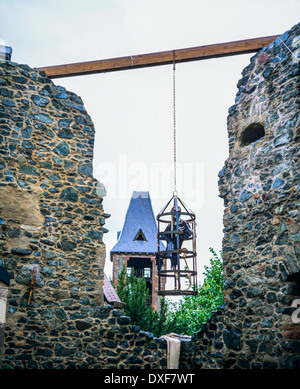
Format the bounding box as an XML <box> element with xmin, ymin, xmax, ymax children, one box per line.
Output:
<box><xmin>287</xmin><ymin>271</ymin><xmax>300</xmax><ymax>285</ymax></box>
<box><xmin>240</xmin><ymin>123</ymin><xmax>265</xmax><ymax>146</ymax></box>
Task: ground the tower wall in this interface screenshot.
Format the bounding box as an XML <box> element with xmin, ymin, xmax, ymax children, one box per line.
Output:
<box><xmin>181</xmin><ymin>22</ymin><xmax>300</xmax><ymax>369</ymax></box>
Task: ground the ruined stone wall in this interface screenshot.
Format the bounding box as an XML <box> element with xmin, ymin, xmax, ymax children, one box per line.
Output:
<box><xmin>218</xmin><ymin>22</ymin><xmax>300</xmax><ymax>368</ymax></box>
<box><xmin>0</xmin><ymin>22</ymin><xmax>299</xmax><ymax>370</ymax></box>
<box><xmin>0</xmin><ymin>61</ymin><xmax>167</xmax><ymax>368</ymax></box>
<box><xmin>181</xmin><ymin>22</ymin><xmax>300</xmax><ymax>369</ymax></box>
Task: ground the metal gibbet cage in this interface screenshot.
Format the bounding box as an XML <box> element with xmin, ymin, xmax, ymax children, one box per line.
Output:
<box><xmin>156</xmin><ymin>194</ymin><xmax>197</xmax><ymax>296</ymax></box>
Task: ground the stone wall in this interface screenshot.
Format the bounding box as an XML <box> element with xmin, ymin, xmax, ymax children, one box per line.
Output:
<box><xmin>0</xmin><ymin>22</ymin><xmax>299</xmax><ymax>370</ymax></box>
<box><xmin>219</xmin><ymin>21</ymin><xmax>300</xmax><ymax>368</ymax></box>
<box><xmin>93</xmin><ymin>304</ymin><xmax>167</xmax><ymax>369</ymax></box>
<box><xmin>0</xmin><ymin>61</ymin><xmax>168</xmax><ymax>368</ymax></box>
<box><xmin>180</xmin><ymin>22</ymin><xmax>300</xmax><ymax>369</ymax></box>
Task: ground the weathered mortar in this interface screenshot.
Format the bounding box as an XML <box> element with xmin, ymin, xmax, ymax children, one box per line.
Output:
<box><xmin>0</xmin><ymin>60</ymin><xmax>105</xmax><ymax>367</ymax></box>
<box><xmin>220</xmin><ymin>22</ymin><xmax>300</xmax><ymax>369</ymax></box>
<box><xmin>0</xmin><ymin>61</ymin><xmax>168</xmax><ymax>368</ymax></box>
<box><xmin>0</xmin><ymin>22</ymin><xmax>299</xmax><ymax>370</ymax></box>
<box><xmin>181</xmin><ymin>22</ymin><xmax>300</xmax><ymax>369</ymax></box>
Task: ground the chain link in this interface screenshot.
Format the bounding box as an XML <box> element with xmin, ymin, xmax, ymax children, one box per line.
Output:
<box><xmin>173</xmin><ymin>50</ymin><xmax>177</xmax><ymax>195</ymax></box>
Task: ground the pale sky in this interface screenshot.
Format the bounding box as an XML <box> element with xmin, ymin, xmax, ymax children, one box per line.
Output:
<box><xmin>1</xmin><ymin>0</ymin><xmax>299</xmax><ymax>280</ymax></box>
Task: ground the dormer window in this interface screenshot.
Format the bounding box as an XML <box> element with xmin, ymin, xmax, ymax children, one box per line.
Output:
<box><xmin>134</xmin><ymin>229</ymin><xmax>147</xmax><ymax>242</ymax></box>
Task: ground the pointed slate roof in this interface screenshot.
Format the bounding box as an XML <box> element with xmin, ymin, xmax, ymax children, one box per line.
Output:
<box><xmin>110</xmin><ymin>191</ymin><xmax>159</xmax><ymax>255</ymax></box>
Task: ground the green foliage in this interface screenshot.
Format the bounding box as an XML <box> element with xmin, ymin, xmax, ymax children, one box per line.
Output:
<box><xmin>165</xmin><ymin>247</ymin><xmax>224</xmax><ymax>335</ymax></box>
<box><xmin>116</xmin><ymin>266</ymin><xmax>170</xmax><ymax>336</ymax></box>
<box><xmin>115</xmin><ymin>265</ymin><xmax>127</xmax><ymax>302</ymax></box>
<box><xmin>114</xmin><ymin>247</ymin><xmax>224</xmax><ymax>337</ymax></box>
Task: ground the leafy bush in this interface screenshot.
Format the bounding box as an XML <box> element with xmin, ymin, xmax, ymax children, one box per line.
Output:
<box><xmin>165</xmin><ymin>247</ymin><xmax>224</xmax><ymax>335</ymax></box>
<box><xmin>116</xmin><ymin>266</ymin><xmax>170</xmax><ymax>336</ymax></box>
<box><xmin>114</xmin><ymin>247</ymin><xmax>224</xmax><ymax>337</ymax></box>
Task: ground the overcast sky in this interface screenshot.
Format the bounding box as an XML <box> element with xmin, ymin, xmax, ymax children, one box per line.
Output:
<box><xmin>1</xmin><ymin>0</ymin><xmax>299</xmax><ymax>280</ymax></box>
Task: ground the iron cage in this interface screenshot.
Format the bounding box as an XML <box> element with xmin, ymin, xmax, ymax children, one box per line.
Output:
<box><xmin>156</xmin><ymin>194</ymin><xmax>198</xmax><ymax>296</ymax></box>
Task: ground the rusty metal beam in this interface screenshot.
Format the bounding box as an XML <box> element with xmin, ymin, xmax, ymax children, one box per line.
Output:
<box><xmin>39</xmin><ymin>35</ymin><xmax>279</xmax><ymax>79</ymax></box>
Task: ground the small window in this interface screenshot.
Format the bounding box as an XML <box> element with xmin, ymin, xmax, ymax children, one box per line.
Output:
<box><xmin>144</xmin><ymin>268</ymin><xmax>151</xmax><ymax>278</ymax></box>
<box><xmin>134</xmin><ymin>229</ymin><xmax>147</xmax><ymax>242</ymax></box>
<box><xmin>287</xmin><ymin>272</ymin><xmax>300</xmax><ymax>285</ymax></box>
<box><xmin>127</xmin><ymin>267</ymin><xmax>132</xmax><ymax>276</ymax></box>
<box><xmin>240</xmin><ymin>123</ymin><xmax>265</xmax><ymax>146</ymax></box>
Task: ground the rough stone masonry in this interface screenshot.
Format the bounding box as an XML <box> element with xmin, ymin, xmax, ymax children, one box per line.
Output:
<box><xmin>0</xmin><ymin>60</ymin><xmax>168</xmax><ymax>368</ymax></box>
<box><xmin>0</xmin><ymin>21</ymin><xmax>299</xmax><ymax>369</ymax></box>
<box><xmin>0</xmin><ymin>59</ymin><xmax>108</xmax><ymax>367</ymax></box>
<box><xmin>180</xmin><ymin>21</ymin><xmax>300</xmax><ymax>369</ymax></box>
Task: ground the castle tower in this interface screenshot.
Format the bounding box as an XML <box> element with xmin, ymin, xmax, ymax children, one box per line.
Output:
<box><xmin>110</xmin><ymin>191</ymin><xmax>162</xmax><ymax>309</ymax></box>
<box><xmin>217</xmin><ymin>22</ymin><xmax>300</xmax><ymax>368</ymax></box>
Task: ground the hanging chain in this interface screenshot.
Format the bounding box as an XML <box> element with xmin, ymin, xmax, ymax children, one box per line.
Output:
<box><xmin>172</xmin><ymin>50</ymin><xmax>178</xmax><ymax>196</ymax></box>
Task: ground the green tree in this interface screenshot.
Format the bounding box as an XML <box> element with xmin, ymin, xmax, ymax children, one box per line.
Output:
<box><xmin>166</xmin><ymin>247</ymin><xmax>224</xmax><ymax>335</ymax></box>
<box><xmin>114</xmin><ymin>247</ymin><xmax>224</xmax><ymax>337</ymax></box>
<box><xmin>116</xmin><ymin>265</ymin><xmax>127</xmax><ymax>302</ymax></box>
<box><xmin>116</xmin><ymin>266</ymin><xmax>169</xmax><ymax>336</ymax></box>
